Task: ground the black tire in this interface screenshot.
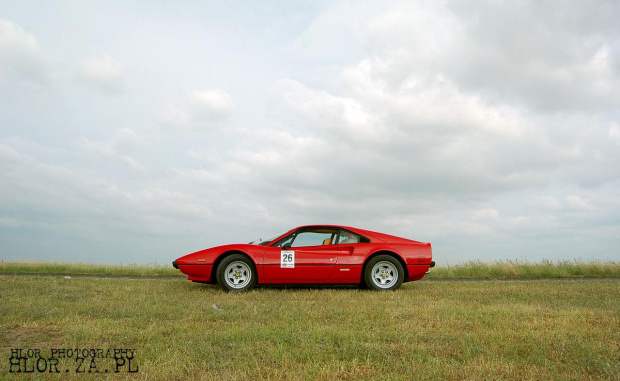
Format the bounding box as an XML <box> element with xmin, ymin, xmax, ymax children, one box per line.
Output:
<box><xmin>216</xmin><ymin>254</ymin><xmax>257</xmax><ymax>292</ymax></box>
<box><xmin>364</xmin><ymin>255</ymin><xmax>404</xmax><ymax>291</ymax></box>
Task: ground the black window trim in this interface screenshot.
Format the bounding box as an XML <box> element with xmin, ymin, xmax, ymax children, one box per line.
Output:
<box><xmin>270</xmin><ymin>226</ymin><xmax>370</xmax><ymax>248</ymax></box>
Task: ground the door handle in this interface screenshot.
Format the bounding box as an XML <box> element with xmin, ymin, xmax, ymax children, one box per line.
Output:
<box><xmin>339</xmin><ymin>246</ymin><xmax>354</xmax><ymax>254</ymax></box>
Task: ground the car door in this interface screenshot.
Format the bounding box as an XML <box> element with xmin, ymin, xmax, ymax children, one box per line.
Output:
<box><xmin>335</xmin><ymin>229</ymin><xmax>366</xmax><ymax>265</ymax></box>
<box><xmin>329</xmin><ymin>229</ymin><xmax>368</xmax><ymax>281</ymax></box>
<box><xmin>262</xmin><ymin>227</ymin><xmax>339</xmax><ymax>281</ymax></box>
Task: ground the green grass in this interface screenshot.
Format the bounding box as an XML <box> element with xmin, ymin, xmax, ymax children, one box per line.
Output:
<box><xmin>1</xmin><ymin>260</ymin><xmax>618</xmax><ymax>279</ymax></box>
<box><xmin>0</xmin><ymin>261</ymin><xmax>182</xmax><ymax>277</ymax></box>
<box><xmin>427</xmin><ymin>260</ymin><xmax>620</xmax><ymax>279</ymax></box>
<box><xmin>1</xmin><ymin>276</ymin><xmax>618</xmax><ymax>380</ymax></box>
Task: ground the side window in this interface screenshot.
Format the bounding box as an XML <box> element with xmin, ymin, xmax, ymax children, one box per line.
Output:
<box><xmin>291</xmin><ymin>231</ymin><xmax>336</xmax><ymax>247</ymax></box>
<box><xmin>272</xmin><ymin>233</ymin><xmax>295</xmax><ymax>248</ymax></box>
<box><xmin>271</xmin><ymin>228</ymin><xmax>339</xmax><ymax>248</ymax></box>
<box><xmin>337</xmin><ymin>230</ymin><xmax>361</xmax><ymax>244</ymax></box>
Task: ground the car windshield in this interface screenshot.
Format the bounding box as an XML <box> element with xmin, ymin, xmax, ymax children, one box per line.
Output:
<box><xmin>248</xmin><ymin>232</ymin><xmax>286</xmax><ymax>246</ymax></box>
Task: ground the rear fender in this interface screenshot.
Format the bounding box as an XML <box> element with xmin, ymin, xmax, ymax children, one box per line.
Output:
<box><xmin>361</xmin><ymin>251</ymin><xmax>409</xmax><ymax>283</ymax></box>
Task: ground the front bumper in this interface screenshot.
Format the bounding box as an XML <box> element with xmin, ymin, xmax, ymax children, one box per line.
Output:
<box><xmin>172</xmin><ymin>260</ymin><xmax>178</xmax><ymax>269</ymax></box>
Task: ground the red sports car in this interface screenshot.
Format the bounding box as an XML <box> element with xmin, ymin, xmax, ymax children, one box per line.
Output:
<box><xmin>172</xmin><ymin>225</ymin><xmax>434</xmax><ymax>291</ymax></box>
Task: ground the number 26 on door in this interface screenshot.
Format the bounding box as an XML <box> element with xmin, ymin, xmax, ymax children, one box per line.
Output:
<box><xmin>281</xmin><ymin>250</ymin><xmax>295</xmax><ymax>268</ymax></box>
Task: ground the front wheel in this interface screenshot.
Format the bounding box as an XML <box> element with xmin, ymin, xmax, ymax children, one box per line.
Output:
<box><xmin>216</xmin><ymin>254</ymin><xmax>257</xmax><ymax>292</ymax></box>
<box><xmin>364</xmin><ymin>255</ymin><xmax>404</xmax><ymax>291</ymax></box>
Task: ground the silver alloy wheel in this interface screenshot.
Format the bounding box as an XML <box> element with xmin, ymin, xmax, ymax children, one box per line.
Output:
<box><xmin>224</xmin><ymin>261</ymin><xmax>252</xmax><ymax>289</ymax></box>
<box><xmin>371</xmin><ymin>261</ymin><xmax>398</xmax><ymax>289</ymax></box>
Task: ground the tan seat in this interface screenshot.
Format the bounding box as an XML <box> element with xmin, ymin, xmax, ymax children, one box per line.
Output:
<box><xmin>323</xmin><ymin>238</ymin><xmax>332</xmax><ymax>245</ymax></box>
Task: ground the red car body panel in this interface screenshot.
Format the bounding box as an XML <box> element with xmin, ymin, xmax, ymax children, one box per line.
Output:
<box><xmin>173</xmin><ymin>225</ymin><xmax>433</xmax><ymax>286</ymax></box>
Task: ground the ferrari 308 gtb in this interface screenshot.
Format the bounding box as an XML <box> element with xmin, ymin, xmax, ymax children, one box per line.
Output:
<box><xmin>172</xmin><ymin>225</ymin><xmax>434</xmax><ymax>291</ymax></box>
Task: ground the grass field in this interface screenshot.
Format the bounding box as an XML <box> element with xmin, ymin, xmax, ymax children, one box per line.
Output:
<box><xmin>0</xmin><ymin>261</ymin><xmax>181</xmax><ymax>277</ymax></box>
<box><xmin>429</xmin><ymin>260</ymin><xmax>620</xmax><ymax>279</ymax></box>
<box><xmin>2</xmin><ymin>260</ymin><xmax>619</xmax><ymax>279</ymax></box>
<box><xmin>1</xmin><ymin>275</ymin><xmax>618</xmax><ymax>380</ymax></box>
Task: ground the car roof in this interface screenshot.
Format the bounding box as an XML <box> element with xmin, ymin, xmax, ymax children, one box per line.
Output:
<box><xmin>294</xmin><ymin>224</ymin><xmax>424</xmax><ymax>244</ymax></box>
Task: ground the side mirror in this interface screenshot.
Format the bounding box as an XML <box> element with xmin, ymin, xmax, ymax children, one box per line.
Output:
<box><xmin>283</xmin><ymin>244</ymin><xmax>292</xmax><ymax>250</ymax></box>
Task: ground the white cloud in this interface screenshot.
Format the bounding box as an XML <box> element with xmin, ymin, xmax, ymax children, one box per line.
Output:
<box><xmin>73</xmin><ymin>128</ymin><xmax>145</xmax><ymax>171</ymax></box>
<box><xmin>610</xmin><ymin>123</ymin><xmax>620</xmax><ymax>140</ymax></box>
<box><xmin>160</xmin><ymin>89</ymin><xmax>235</xmax><ymax>131</ymax></box>
<box><xmin>280</xmin><ymin>79</ymin><xmax>385</xmax><ymax>140</ymax></box>
<box><xmin>0</xmin><ymin>18</ymin><xmax>48</xmax><ymax>85</ymax></box>
<box><xmin>532</xmin><ymin>196</ymin><xmax>562</xmax><ymax>211</ymax></box>
<box><xmin>161</xmin><ymin>104</ymin><xmax>191</xmax><ymax>127</ymax></box>
<box><xmin>0</xmin><ymin>137</ymin><xmax>223</xmax><ymax>261</ymax></box>
<box><xmin>77</xmin><ymin>55</ymin><xmax>125</xmax><ymax>95</ymax></box>
<box><xmin>472</xmin><ymin>208</ymin><xmax>500</xmax><ymax>221</ymax></box>
<box><xmin>189</xmin><ymin>88</ymin><xmax>235</xmax><ymax>119</ymax></box>
<box><xmin>1</xmin><ymin>1</ymin><xmax>619</xmax><ymax>264</ymax></box>
<box><xmin>288</xmin><ymin>0</ymin><xmax>373</xmax><ymax>64</ymax></box>
<box><xmin>565</xmin><ymin>195</ymin><xmax>592</xmax><ymax>211</ymax></box>
<box><xmin>446</xmin><ymin>0</ymin><xmax>620</xmax><ymax>113</ymax></box>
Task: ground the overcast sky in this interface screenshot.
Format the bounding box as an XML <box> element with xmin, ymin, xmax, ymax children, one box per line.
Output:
<box><xmin>1</xmin><ymin>1</ymin><xmax>619</xmax><ymax>265</ymax></box>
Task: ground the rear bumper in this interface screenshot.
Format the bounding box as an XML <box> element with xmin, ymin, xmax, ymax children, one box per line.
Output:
<box><xmin>426</xmin><ymin>261</ymin><xmax>436</xmax><ymax>274</ymax></box>
<box><xmin>406</xmin><ymin>263</ymin><xmax>432</xmax><ymax>281</ymax></box>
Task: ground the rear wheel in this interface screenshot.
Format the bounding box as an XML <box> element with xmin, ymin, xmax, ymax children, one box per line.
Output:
<box><xmin>364</xmin><ymin>255</ymin><xmax>404</xmax><ymax>291</ymax></box>
<box><xmin>216</xmin><ymin>254</ymin><xmax>257</xmax><ymax>292</ymax></box>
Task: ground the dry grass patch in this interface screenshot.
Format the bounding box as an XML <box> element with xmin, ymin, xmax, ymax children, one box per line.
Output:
<box><xmin>0</xmin><ymin>276</ymin><xmax>618</xmax><ymax>380</ymax></box>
